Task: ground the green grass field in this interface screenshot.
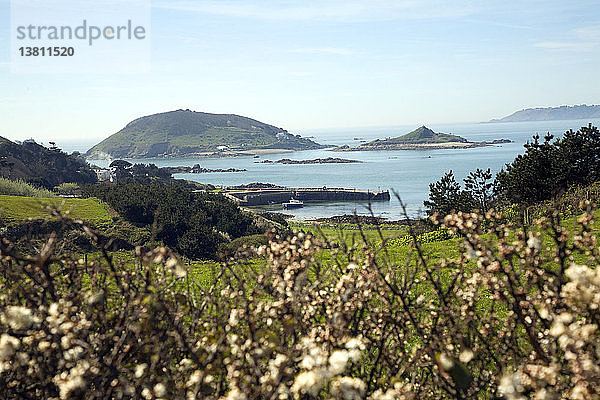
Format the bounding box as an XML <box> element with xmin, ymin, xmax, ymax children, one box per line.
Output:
<box><xmin>293</xmin><ymin>208</ymin><xmax>600</xmax><ymax>267</ymax></box>
<box><xmin>0</xmin><ymin>195</ymin><xmax>112</xmax><ymax>224</ymax></box>
<box><xmin>4</xmin><ymin>192</ymin><xmax>600</xmax><ymax>285</ymax></box>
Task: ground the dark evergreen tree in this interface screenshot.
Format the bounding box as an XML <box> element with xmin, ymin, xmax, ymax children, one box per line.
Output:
<box><xmin>82</xmin><ymin>181</ymin><xmax>259</xmax><ymax>259</ymax></box>
<box><xmin>464</xmin><ymin>168</ymin><xmax>494</xmax><ymax>213</ymax></box>
<box><xmin>424</xmin><ymin>170</ymin><xmax>472</xmax><ymax>216</ymax></box>
<box><xmin>494</xmin><ymin>133</ymin><xmax>560</xmax><ymax>205</ymax></box>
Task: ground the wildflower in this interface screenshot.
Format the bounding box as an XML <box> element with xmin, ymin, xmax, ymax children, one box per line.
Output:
<box><xmin>438</xmin><ymin>354</ymin><xmax>454</xmax><ymax>371</ymax></box>
<box><xmin>175</xmin><ymin>264</ymin><xmax>187</xmax><ymax>278</ymax></box>
<box><xmin>345</xmin><ymin>337</ymin><xmax>365</xmax><ymax>362</ymax></box>
<box><xmin>187</xmin><ymin>370</ymin><xmax>202</xmax><ymax>387</ymax></box>
<box><xmin>135</xmin><ymin>363</ymin><xmax>147</xmax><ymax>378</ymax></box>
<box><xmin>291</xmin><ymin>370</ymin><xmax>323</xmax><ymax>396</ymax></box>
<box><xmin>37</xmin><ymin>340</ymin><xmax>51</xmax><ymax>352</ymax></box>
<box><xmin>2</xmin><ymin>306</ymin><xmax>37</xmax><ymax>330</ymax></box>
<box><xmin>87</xmin><ymin>291</ymin><xmax>105</xmax><ymax>306</ymax></box>
<box><xmin>459</xmin><ymin>349</ymin><xmax>475</xmax><ymax>363</ymax></box>
<box><xmin>330</xmin><ymin>377</ymin><xmax>366</xmax><ymax>400</ymax></box>
<box><xmin>527</xmin><ymin>236</ymin><xmax>541</xmax><ymax>251</ymax></box>
<box><xmin>229</xmin><ymin>309</ymin><xmax>240</xmax><ymax>326</ymax></box>
<box><xmin>154</xmin><ymin>383</ymin><xmax>167</xmax><ymax>397</ymax></box>
<box><xmin>0</xmin><ymin>334</ymin><xmax>20</xmax><ymax>361</ymax></box>
<box><xmin>141</xmin><ymin>387</ymin><xmax>153</xmax><ymax>399</ymax></box>
<box><xmin>466</xmin><ymin>245</ymin><xmax>477</xmax><ymax>260</ymax></box>
<box><xmin>498</xmin><ymin>373</ymin><xmax>525</xmax><ymax>400</ymax></box>
<box><xmin>225</xmin><ymin>386</ymin><xmax>247</xmax><ymax>400</ymax></box>
<box><xmin>266</xmin><ymin>353</ymin><xmax>287</xmax><ymax>381</ymax></box>
<box><xmin>53</xmin><ymin>360</ymin><xmax>89</xmax><ymax>399</ymax></box>
<box><xmin>49</xmin><ymin>302</ymin><xmax>60</xmax><ymax>316</ymax></box>
<box><xmin>329</xmin><ymin>350</ymin><xmax>350</xmax><ymax>375</ymax></box>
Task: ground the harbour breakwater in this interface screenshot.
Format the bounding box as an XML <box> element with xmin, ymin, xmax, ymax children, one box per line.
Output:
<box><xmin>223</xmin><ymin>187</ymin><xmax>390</xmax><ymax>206</ymax></box>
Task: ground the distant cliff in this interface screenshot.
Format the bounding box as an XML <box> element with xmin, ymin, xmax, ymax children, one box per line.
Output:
<box><xmin>490</xmin><ymin>105</ymin><xmax>600</xmax><ymax>123</ymax></box>
<box><xmin>86</xmin><ymin>110</ymin><xmax>326</xmax><ymax>159</ymax></box>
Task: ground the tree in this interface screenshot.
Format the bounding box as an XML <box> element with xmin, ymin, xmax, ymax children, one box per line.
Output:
<box><xmin>494</xmin><ymin>124</ymin><xmax>600</xmax><ymax>206</ymax></box>
<box><xmin>553</xmin><ymin>123</ymin><xmax>600</xmax><ymax>188</ymax></box>
<box><xmin>109</xmin><ymin>160</ymin><xmax>133</xmax><ymax>169</ymax></box>
<box><xmin>424</xmin><ymin>170</ymin><xmax>472</xmax><ymax>216</ymax></box>
<box><xmin>463</xmin><ymin>168</ymin><xmax>494</xmax><ymax>213</ymax></box>
<box><xmin>494</xmin><ymin>133</ymin><xmax>560</xmax><ymax>205</ymax></box>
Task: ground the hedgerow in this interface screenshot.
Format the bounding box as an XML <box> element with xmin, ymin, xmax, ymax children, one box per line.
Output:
<box><xmin>1</xmin><ymin>203</ymin><xmax>600</xmax><ymax>399</ymax></box>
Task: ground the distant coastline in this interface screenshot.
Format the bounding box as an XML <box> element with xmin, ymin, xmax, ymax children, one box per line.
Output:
<box><xmin>489</xmin><ymin>105</ymin><xmax>600</xmax><ymax>123</ymax></box>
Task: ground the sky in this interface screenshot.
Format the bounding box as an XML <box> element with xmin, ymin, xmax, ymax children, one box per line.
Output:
<box><xmin>1</xmin><ymin>0</ymin><xmax>600</xmax><ymax>145</ymax></box>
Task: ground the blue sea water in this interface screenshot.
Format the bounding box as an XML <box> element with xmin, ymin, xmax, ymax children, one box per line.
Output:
<box><xmin>88</xmin><ymin>119</ymin><xmax>600</xmax><ymax>220</ymax></box>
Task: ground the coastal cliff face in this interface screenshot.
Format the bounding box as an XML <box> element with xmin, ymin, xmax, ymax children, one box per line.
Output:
<box><xmin>86</xmin><ymin>110</ymin><xmax>326</xmax><ymax>159</ymax></box>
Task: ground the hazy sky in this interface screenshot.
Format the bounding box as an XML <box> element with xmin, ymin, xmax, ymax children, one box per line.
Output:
<box><xmin>1</xmin><ymin>0</ymin><xmax>600</xmax><ymax>143</ymax></box>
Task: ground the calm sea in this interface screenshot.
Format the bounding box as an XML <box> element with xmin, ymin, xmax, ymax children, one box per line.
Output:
<box><xmin>87</xmin><ymin>119</ymin><xmax>600</xmax><ymax>220</ymax></box>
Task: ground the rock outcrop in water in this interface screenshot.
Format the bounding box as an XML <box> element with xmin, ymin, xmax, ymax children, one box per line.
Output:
<box><xmin>165</xmin><ymin>164</ymin><xmax>246</xmax><ymax>174</ymax></box>
<box><xmin>260</xmin><ymin>157</ymin><xmax>362</xmax><ymax>164</ymax></box>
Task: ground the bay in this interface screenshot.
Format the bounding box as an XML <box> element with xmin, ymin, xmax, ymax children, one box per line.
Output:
<box><xmin>89</xmin><ymin>119</ymin><xmax>600</xmax><ymax>220</ymax></box>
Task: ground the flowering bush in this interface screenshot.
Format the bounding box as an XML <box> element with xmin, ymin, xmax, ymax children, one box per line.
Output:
<box><xmin>1</xmin><ymin>204</ymin><xmax>600</xmax><ymax>398</ymax></box>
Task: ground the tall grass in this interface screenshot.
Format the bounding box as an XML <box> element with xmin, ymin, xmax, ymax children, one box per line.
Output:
<box><xmin>0</xmin><ymin>177</ymin><xmax>56</xmax><ymax>197</ymax></box>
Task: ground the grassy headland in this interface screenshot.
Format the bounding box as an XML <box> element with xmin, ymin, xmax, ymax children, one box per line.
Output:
<box><xmin>86</xmin><ymin>109</ymin><xmax>326</xmax><ymax>159</ymax></box>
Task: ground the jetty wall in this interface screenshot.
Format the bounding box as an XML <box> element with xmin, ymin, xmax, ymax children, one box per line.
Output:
<box><xmin>225</xmin><ymin>188</ymin><xmax>390</xmax><ymax>206</ymax></box>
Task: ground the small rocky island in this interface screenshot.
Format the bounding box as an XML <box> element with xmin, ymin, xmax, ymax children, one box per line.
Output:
<box><xmin>334</xmin><ymin>126</ymin><xmax>511</xmax><ymax>151</ymax></box>
<box><xmin>260</xmin><ymin>157</ymin><xmax>362</xmax><ymax>164</ymax></box>
<box><xmin>166</xmin><ymin>164</ymin><xmax>246</xmax><ymax>174</ymax></box>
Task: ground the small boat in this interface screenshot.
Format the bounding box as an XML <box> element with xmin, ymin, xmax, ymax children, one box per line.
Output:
<box><xmin>253</xmin><ymin>155</ymin><xmax>260</xmax><ymax>158</ymax></box>
<box><xmin>283</xmin><ymin>199</ymin><xmax>304</xmax><ymax>209</ymax></box>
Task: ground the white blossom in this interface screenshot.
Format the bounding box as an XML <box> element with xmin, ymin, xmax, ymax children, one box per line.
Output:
<box><xmin>154</xmin><ymin>382</ymin><xmax>167</xmax><ymax>397</ymax></box>
<box><xmin>2</xmin><ymin>306</ymin><xmax>37</xmax><ymax>330</ymax></box>
<box><xmin>135</xmin><ymin>363</ymin><xmax>148</xmax><ymax>378</ymax></box>
<box><xmin>0</xmin><ymin>334</ymin><xmax>20</xmax><ymax>362</ymax></box>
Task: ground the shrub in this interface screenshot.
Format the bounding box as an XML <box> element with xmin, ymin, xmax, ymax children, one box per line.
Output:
<box><xmin>0</xmin><ymin>177</ymin><xmax>56</xmax><ymax>197</ymax></box>
<box><xmin>388</xmin><ymin>226</ymin><xmax>454</xmax><ymax>246</ymax></box>
<box><xmin>218</xmin><ymin>233</ymin><xmax>267</xmax><ymax>258</ymax></box>
<box><xmin>82</xmin><ymin>181</ymin><xmax>260</xmax><ymax>259</ymax></box>
<box><xmin>54</xmin><ymin>182</ymin><xmax>80</xmax><ymax>196</ymax></box>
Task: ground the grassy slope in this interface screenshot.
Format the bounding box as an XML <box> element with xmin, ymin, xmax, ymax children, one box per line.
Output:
<box><xmin>87</xmin><ymin>110</ymin><xmax>324</xmax><ymax>158</ymax></box>
<box><xmin>5</xmin><ymin>192</ymin><xmax>598</xmax><ymax>286</ymax></box>
<box><xmin>295</xmin><ymin>208</ymin><xmax>600</xmax><ymax>266</ymax></box>
<box><xmin>0</xmin><ymin>195</ymin><xmax>111</xmax><ymax>224</ymax></box>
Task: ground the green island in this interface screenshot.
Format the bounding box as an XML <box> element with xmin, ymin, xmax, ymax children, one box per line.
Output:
<box><xmin>85</xmin><ymin>109</ymin><xmax>326</xmax><ymax>159</ymax></box>
<box><xmin>335</xmin><ymin>125</ymin><xmax>511</xmax><ymax>151</ymax></box>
